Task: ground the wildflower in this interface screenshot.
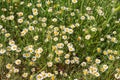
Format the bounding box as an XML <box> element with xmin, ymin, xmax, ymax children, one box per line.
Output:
<box><xmin>22</xmin><ymin>73</ymin><xmax>28</xmax><ymax>78</ymax></box>
<box><xmin>113</xmin><ymin>31</ymin><xmax>117</xmax><ymax>34</ymax></box>
<box><xmin>46</xmin><ymin>0</ymin><xmax>51</xmax><ymax>5</ymax></box>
<box><xmin>23</xmin><ymin>53</ymin><xmax>31</xmax><ymax>58</ymax></box>
<box><xmin>47</xmin><ymin>62</ymin><xmax>53</xmax><ymax>67</ymax></box>
<box><xmin>32</xmin><ymin>56</ymin><xmax>37</xmax><ymax>61</ymax></box>
<box><xmin>21</xmin><ymin>28</ymin><xmax>28</xmax><ymax>36</ymax></box>
<box><xmin>15</xmin><ymin>59</ymin><xmax>21</xmax><ymax>65</ymax></box>
<box><xmin>113</xmin><ymin>51</ymin><xmax>118</xmax><ymax>55</ymax></box>
<box><xmin>60</xmin><ymin>71</ymin><xmax>63</xmax><ymax>75</ymax></box>
<box><xmin>5</xmin><ymin>33</ymin><xmax>10</xmax><ymax>37</ymax></box>
<box><xmin>36</xmin><ymin>3</ymin><xmax>42</xmax><ymax>7</ymax></box>
<box><xmin>77</xmin><ymin>36</ymin><xmax>81</xmax><ymax>41</ymax></box>
<box><xmin>103</xmin><ymin>51</ymin><xmax>108</xmax><ymax>55</ymax></box>
<box><xmin>27</xmin><ymin>3</ymin><xmax>32</xmax><ymax>7</ymax></box>
<box><xmin>94</xmin><ymin>72</ymin><xmax>100</xmax><ymax>77</ymax></box>
<box><xmin>36</xmin><ymin>74</ymin><xmax>43</xmax><ymax>80</ymax></box>
<box><xmin>63</xmin><ymin>73</ymin><xmax>68</xmax><ymax>77</ymax></box>
<box><xmin>65</xmin><ymin>59</ymin><xmax>70</xmax><ymax>64</ymax></box>
<box><xmin>18</xmin><ymin>18</ymin><xmax>23</xmax><ymax>23</ymax></box>
<box><xmin>81</xmin><ymin>16</ymin><xmax>85</xmax><ymax>20</ymax></box>
<box><xmin>35</xmin><ymin>47</ymin><xmax>43</xmax><ymax>54</ymax></box>
<box><xmin>42</xmin><ymin>17</ymin><xmax>47</xmax><ymax>22</ymax></box>
<box><xmin>9</xmin><ymin>40</ymin><xmax>15</xmax><ymax>46</ymax></box>
<box><xmin>95</xmin><ymin>59</ymin><xmax>101</xmax><ymax>64</ymax></box>
<box><xmin>111</xmin><ymin>37</ymin><xmax>117</xmax><ymax>43</ymax></box>
<box><xmin>89</xmin><ymin>66</ymin><xmax>98</xmax><ymax>74</ymax></box>
<box><xmin>0</xmin><ymin>43</ymin><xmax>3</xmax><ymax>48</ymax></box>
<box><xmin>13</xmin><ymin>68</ymin><xmax>19</xmax><ymax>73</ymax></box>
<box><xmin>20</xmin><ymin>1</ymin><xmax>24</xmax><ymax>5</ymax></box>
<box><xmin>86</xmin><ymin>7</ymin><xmax>92</xmax><ymax>11</ymax></box>
<box><xmin>11</xmin><ymin>45</ymin><xmax>17</xmax><ymax>51</ymax></box>
<box><xmin>54</xmin><ymin>71</ymin><xmax>58</xmax><ymax>75</ymax></box>
<box><xmin>83</xmin><ymin>69</ymin><xmax>89</xmax><ymax>75</ymax></box>
<box><xmin>97</xmin><ymin>48</ymin><xmax>101</xmax><ymax>53</ymax></box>
<box><xmin>56</xmin><ymin>43</ymin><xmax>64</xmax><ymax>49</ymax></box>
<box><xmin>86</xmin><ymin>56</ymin><xmax>92</xmax><ymax>62</ymax></box>
<box><xmin>55</xmin><ymin>50</ymin><xmax>64</xmax><ymax>56</ymax></box>
<box><xmin>9</xmin><ymin>15</ymin><xmax>14</xmax><ymax>20</ymax></box>
<box><xmin>17</xmin><ymin>12</ymin><xmax>23</xmax><ymax>17</ymax></box>
<box><xmin>103</xmin><ymin>64</ymin><xmax>108</xmax><ymax>70</ymax></box>
<box><xmin>35</xmin><ymin>53</ymin><xmax>41</xmax><ymax>58</ymax></box>
<box><xmin>52</xmin><ymin>18</ymin><xmax>57</xmax><ymax>22</ymax></box>
<box><xmin>47</xmin><ymin>73</ymin><xmax>52</xmax><ymax>77</ymax></box>
<box><xmin>71</xmin><ymin>12</ymin><xmax>75</xmax><ymax>16</ymax></box>
<box><xmin>100</xmin><ymin>38</ymin><xmax>104</xmax><ymax>41</ymax></box>
<box><xmin>33</xmin><ymin>35</ymin><xmax>39</xmax><ymax>41</ymax></box>
<box><xmin>28</xmin><ymin>15</ymin><xmax>33</xmax><ymax>19</ymax></box>
<box><xmin>32</xmin><ymin>8</ymin><xmax>38</xmax><ymax>16</ymax></box>
<box><xmin>55</xmin><ymin>57</ymin><xmax>61</xmax><ymax>62</ymax></box>
<box><xmin>68</xmin><ymin>46</ymin><xmax>75</xmax><ymax>52</ymax></box>
<box><xmin>81</xmin><ymin>62</ymin><xmax>87</xmax><ymax>67</ymax></box>
<box><xmin>108</xmin><ymin>55</ymin><xmax>115</xmax><ymax>60</ymax></box>
<box><xmin>0</xmin><ymin>25</ymin><xmax>3</xmax><ymax>29</ymax></box>
<box><xmin>72</xmin><ymin>0</ymin><xmax>78</xmax><ymax>4</ymax></box>
<box><xmin>91</xmin><ymin>27</ymin><xmax>97</xmax><ymax>32</ymax></box>
<box><xmin>73</xmin><ymin>57</ymin><xmax>79</xmax><ymax>62</ymax></box>
<box><xmin>64</xmin><ymin>54</ymin><xmax>70</xmax><ymax>59</ymax></box>
<box><xmin>115</xmin><ymin>73</ymin><xmax>120</xmax><ymax>79</ymax></box>
<box><xmin>71</xmin><ymin>60</ymin><xmax>75</xmax><ymax>64</ymax></box>
<box><xmin>48</xmin><ymin>7</ymin><xmax>53</xmax><ymax>12</ymax></box>
<box><xmin>53</xmin><ymin>37</ymin><xmax>58</xmax><ymax>41</ymax></box>
<box><xmin>28</xmin><ymin>26</ymin><xmax>34</xmax><ymax>31</ymax></box>
<box><xmin>85</xmin><ymin>34</ymin><xmax>91</xmax><ymax>40</ymax></box>
<box><xmin>6</xmin><ymin>73</ymin><xmax>11</xmax><ymax>78</ymax></box>
<box><xmin>0</xmin><ymin>49</ymin><xmax>6</xmax><ymax>54</ymax></box>
<box><xmin>6</xmin><ymin>63</ymin><xmax>12</xmax><ymax>69</ymax></box>
<box><xmin>96</xmin><ymin>7</ymin><xmax>104</xmax><ymax>16</ymax></box>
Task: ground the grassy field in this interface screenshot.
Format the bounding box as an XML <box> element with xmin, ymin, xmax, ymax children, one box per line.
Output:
<box><xmin>0</xmin><ymin>0</ymin><xmax>120</xmax><ymax>80</ymax></box>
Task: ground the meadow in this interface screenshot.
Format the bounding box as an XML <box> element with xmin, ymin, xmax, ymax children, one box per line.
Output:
<box><xmin>0</xmin><ymin>0</ymin><xmax>120</xmax><ymax>80</ymax></box>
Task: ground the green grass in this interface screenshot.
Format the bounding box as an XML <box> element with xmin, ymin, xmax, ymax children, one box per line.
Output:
<box><xmin>0</xmin><ymin>0</ymin><xmax>120</xmax><ymax>80</ymax></box>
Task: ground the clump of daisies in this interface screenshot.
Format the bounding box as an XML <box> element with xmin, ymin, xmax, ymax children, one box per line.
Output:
<box><xmin>0</xmin><ymin>0</ymin><xmax>120</xmax><ymax>80</ymax></box>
